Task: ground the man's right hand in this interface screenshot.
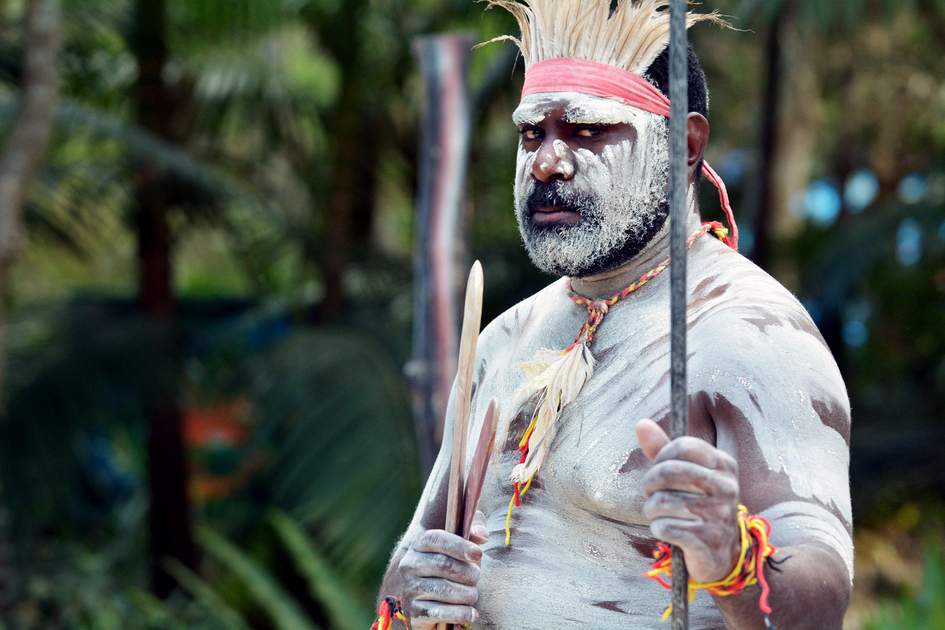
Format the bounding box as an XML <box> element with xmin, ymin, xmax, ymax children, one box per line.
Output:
<box><xmin>396</xmin><ymin>512</ymin><xmax>488</xmax><ymax>628</ymax></box>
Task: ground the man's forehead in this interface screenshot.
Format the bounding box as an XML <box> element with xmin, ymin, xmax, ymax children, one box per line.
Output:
<box><xmin>512</xmin><ymin>91</ymin><xmax>643</xmax><ymax>126</ymax></box>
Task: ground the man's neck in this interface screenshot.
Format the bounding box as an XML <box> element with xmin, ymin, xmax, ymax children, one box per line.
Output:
<box><xmin>569</xmin><ymin>205</ymin><xmax>701</xmax><ymax>300</ymax></box>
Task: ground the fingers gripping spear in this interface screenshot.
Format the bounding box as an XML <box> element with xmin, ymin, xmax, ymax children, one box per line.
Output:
<box><xmin>668</xmin><ymin>1</ymin><xmax>692</xmax><ymax>628</ymax></box>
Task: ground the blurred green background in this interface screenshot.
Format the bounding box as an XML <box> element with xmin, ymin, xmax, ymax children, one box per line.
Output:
<box><xmin>0</xmin><ymin>0</ymin><xmax>944</xmax><ymax>628</ymax></box>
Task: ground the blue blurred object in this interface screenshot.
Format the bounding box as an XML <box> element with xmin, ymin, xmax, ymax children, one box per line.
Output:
<box><xmin>843</xmin><ymin>301</ymin><xmax>871</xmax><ymax>348</ymax></box>
<box><xmin>803</xmin><ymin>179</ymin><xmax>842</xmax><ymax>227</ymax></box>
<box><xmin>738</xmin><ymin>227</ymin><xmax>754</xmax><ymax>256</ymax></box>
<box><xmin>897</xmin><ymin>173</ymin><xmax>928</xmax><ymax>205</ymax></box>
<box><xmin>802</xmin><ymin>298</ymin><xmax>823</xmax><ymax>324</ymax></box>
<box><xmin>896</xmin><ymin>218</ymin><xmax>923</xmax><ymax>266</ymax></box>
<box><xmin>80</xmin><ymin>432</ymin><xmax>136</xmax><ymax>510</ymax></box>
<box><xmin>715</xmin><ymin>149</ymin><xmax>751</xmax><ymax>185</ymax></box>
<box><xmin>844</xmin><ymin>169</ymin><xmax>879</xmax><ymax>213</ymax></box>
<box><xmin>843</xmin><ymin>320</ymin><xmax>869</xmax><ymax>348</ymax></box>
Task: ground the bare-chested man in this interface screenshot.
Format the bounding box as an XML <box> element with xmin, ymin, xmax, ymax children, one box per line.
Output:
<box><xmin>379</xmin><ymin>2</ymin><xmax>852</xmax><ymax>628</ymax></box>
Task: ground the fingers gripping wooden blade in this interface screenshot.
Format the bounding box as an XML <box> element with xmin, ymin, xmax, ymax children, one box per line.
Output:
<box><xmin>462</xmin><ymin>399</ymin><xmax>499</xmax><ymax>539</ymax></box>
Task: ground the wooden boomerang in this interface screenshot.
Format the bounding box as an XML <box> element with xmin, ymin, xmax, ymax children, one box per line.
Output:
<box><xmin>439</xmin><ymin>261</ymin><xmax>483</xmax><ymax>630</ymax></box>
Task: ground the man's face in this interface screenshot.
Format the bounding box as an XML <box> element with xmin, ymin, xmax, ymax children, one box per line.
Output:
<box><xmin>512</xmin><ymin>92</ymin><xmax>671</xmax><ymax>277</ymax></box>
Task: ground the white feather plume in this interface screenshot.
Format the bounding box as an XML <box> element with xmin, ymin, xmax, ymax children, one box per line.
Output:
<box><xmin>481</xmin><ymin>0</ymin><xmax>728</xmax><ymax>76</ymax></box>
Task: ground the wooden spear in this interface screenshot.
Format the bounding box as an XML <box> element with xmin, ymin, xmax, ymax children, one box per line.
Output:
<box><xmin>668</xmin><ymin>0</ymin><xmax>691</xmax><ymax>628</ymax></box>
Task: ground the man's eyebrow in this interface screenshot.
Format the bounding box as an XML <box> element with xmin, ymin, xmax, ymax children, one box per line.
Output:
<box><xmin>563</xmin><ymin>102</ymin><xmax>637</xmax><ymax>125</ymax></box>
<box><xmin>512</xmin><ymin>113</ymin><xmax>545</xmax><ymax>126</ymax></box>
<box><xmin>562</xmin><ymin>111</ymin><xmax>621</xmax><ymax>125</ymax></box>
<box><xmin>511</xmin><ymin>104</ymin><xmax>547</xmax><ymax>126</ymax></box>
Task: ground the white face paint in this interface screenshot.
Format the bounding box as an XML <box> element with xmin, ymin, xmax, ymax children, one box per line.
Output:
<box><xmin>513</xmin><ymin>91</ymin><xmax>642</xmax><ymax>127</ymax></box>
<box><xmin>513</xmin><ymin>92</ymin><xmax>671</xmax><ymax>278</ymax></box>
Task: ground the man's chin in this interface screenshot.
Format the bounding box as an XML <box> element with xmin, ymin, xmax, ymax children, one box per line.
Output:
<box><xmin>522</xmin><ymin>234</ymin><xmax>599</xmax><ymax>278</ymax></box>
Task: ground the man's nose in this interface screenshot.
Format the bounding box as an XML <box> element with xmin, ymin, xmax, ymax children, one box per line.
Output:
<box><xmin>531</xmin><ymin>138</ymin><xmax>576</xmax><ymax>183</ymax></box>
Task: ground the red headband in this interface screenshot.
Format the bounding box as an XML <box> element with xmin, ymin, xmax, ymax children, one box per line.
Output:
<box><xmin>522</xmin><ymin>57</ymin><xmax>739</xmax><ymax>250</ymax></box>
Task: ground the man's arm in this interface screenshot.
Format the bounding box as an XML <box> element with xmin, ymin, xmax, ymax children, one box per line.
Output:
<box><xmin>637</xmin><ymin>421</ymin><xmax>850</xmax><ymax>629</ymax></box>
<box><xmin>638</xmin><ymin>301</ymin><xmax>852</xmax><ymax>629</ymax></box>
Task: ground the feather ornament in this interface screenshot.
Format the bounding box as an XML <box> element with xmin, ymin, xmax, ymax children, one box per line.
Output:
<box><xmin>507</xmin><ymin>342</ymin><xmax>594</xmax><ymax>484</ymax></box>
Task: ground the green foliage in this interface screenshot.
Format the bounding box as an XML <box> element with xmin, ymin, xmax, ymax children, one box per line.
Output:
<box><xmin>270</xmin><ymin>510</ymin><xmax>374</xmax><ymax>630</ymax></box>
<box><xmin>159</xmin><ymin>511</ymin><xmax>372</xmax><ymax>630</ymax></box>
<box><xmin>197</xmin><ymin>526</ymin><xmax>318</xmax><ymax>630</ymax></box>
<box><xmin>1</xmin><ymin>536</ymin><xmax>220</xmax><ymax>629</ymax></box>
<box><xmin>864</xmin><ymin>545</ymin><xmax>945</xmax><ymax>630</ymax></box>
<box><xmin>165</xmin><ymin>559</ymin><xmax>252</xmax><ymax>630</ymax></box>
<box><xmin>241</xmin><ymin>328</ymin><xmax>421</xmax><ymax>591</ymax></box>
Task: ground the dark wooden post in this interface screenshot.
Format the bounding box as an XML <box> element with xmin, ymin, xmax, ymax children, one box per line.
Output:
<box><xmin>408</xmin><ymin>35</ymin><xmax>473</xmax><ymax>475</ymax></box>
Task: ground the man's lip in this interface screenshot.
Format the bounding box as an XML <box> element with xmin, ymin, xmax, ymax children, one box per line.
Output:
<box><xmin>530</xmin><ymin>206</ymin><xmax>581</xmax><ymax>226</ymax></box>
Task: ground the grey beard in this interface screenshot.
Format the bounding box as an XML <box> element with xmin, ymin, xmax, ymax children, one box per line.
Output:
<box><xmin>518</xmin><ymin>199</ymin><xmax>670</xmax><ymax>277</ymax></box>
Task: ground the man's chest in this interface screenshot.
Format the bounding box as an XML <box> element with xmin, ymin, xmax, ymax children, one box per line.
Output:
<box><xmin>469</xmin><ymin>305</ymin><xmax>712</xmax><ymax>527</ymax></box>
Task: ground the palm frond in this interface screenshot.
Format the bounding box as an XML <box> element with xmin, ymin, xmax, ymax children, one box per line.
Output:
<box><xmin>165</xmin><ymin>559</ymin><xmax>252</xmax><ymax>630</ymax></box>
<box><xmin>244</xmin><ymin>329</ymin><xmax>421</xmax><ymax>589</ymax></box>
<box><xmin>197</xmin><ymin>526</ymin><xmax>320</xmax><ymax>630</ymax></box>
<box><xmin>270</xmin><ymin>510</ymin><xmax>373</xmax><ymax>630</ymax></box>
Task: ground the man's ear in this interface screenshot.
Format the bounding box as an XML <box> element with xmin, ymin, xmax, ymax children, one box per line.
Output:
<box><xmin>687</xmin><ymin>112</ymin><xmax>710</xmax><ymax>175</ymax></box>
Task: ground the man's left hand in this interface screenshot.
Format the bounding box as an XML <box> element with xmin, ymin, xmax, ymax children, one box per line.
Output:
<box><xmin>635</xmin><ymin>418</ymin><xmax>741</xmax><ymax>583</ymax></box>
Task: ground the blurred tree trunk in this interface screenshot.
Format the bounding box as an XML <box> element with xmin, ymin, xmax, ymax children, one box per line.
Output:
<box><xmin>312</xmin><ymin>0</ymin><xmax>379</xmax><ymax>321</ymax></box>
<box><xmin>0</xmin><ymin>0</ymin><xmax>60</xmax><ymax>606</ymax></box>
<box><xmin>751</xmin><ymin>0</ymin><xmax>820</xmax><ymax>291</ymax></box>
<box><xmin>0</xmin><ymin>0</ymin><xmax>61</xmax><ymax>399</ymax></box>
<box><xmin>750</xmin><ymin>2</ymin><xmax>787</xmax><ymax>271</ymax></box>
<box><xmin>321</xmin><ymin>82</ymin><xmax>377</xmax><ymax>320</ymax></box>
<box><xmin>130</xmin><ymin>0</ymin><xmax>198</xmax><ymax>597</ymax></box>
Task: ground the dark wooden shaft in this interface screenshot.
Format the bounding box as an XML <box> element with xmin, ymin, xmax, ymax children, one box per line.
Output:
<box><xmin>669</xmin><ymin>0</ymin><xmax>690</xmax><ymax>628</ymax></box>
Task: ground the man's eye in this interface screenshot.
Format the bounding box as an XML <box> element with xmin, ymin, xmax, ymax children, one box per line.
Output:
<box><xmin>520</xmin><ymin>127</ymin><xmax>542</xmax><ymax>141</ymax></box>
<box><xmin>576</xmin><ymin>127</ymin><xmax>603</xmax><ymax>138</ymax></box>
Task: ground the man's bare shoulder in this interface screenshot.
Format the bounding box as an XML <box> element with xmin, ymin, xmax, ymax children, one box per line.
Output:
<box><xmin>691</xmin><ymin>238</ymin><xmax>825</xmax><ymax>345</ymax></box>
<box><xmin>689</xmin><ymin>238</ymin><xmax>849</xmax><ymax>414</ymax></box>
<box><xmin>691</xmin><ymin>239</ymin><xmax>830</xmax><ymax>357</ymax></box>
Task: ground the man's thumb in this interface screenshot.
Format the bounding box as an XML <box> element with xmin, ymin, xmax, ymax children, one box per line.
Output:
<box><xmin>635</xmin><ymin>418</ymin><xmax>670</xmax><ymax>461</ymax></box>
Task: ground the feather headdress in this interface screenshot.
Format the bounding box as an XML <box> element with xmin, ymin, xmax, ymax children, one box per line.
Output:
<box><xmin>482</xmin><ymin>0</ymin><xmax>727</xmax><ymax>75</ymax></box>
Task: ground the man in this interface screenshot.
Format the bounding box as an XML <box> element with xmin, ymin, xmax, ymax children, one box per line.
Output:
<box><xmin>379</xmin><ymin>1</ymin><xmax>852</xmax><ymax>628</ymax></box>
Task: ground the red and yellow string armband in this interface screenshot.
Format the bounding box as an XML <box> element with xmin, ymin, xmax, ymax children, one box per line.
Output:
<box><xmin>645</xmin><ymin>505</ymin><xmax>785</xmax><ymax>627</ymax></box>
<box><xmin>371</xmin><ymin>597</ymin><xmax>410</xmax><ymax>630</ymax></box>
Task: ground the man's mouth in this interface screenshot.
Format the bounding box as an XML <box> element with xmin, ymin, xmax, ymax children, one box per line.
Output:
<box><xmin>530</xmin><ymin>205</ymin><xmax>581</xmax><ymax>226</ymax></box>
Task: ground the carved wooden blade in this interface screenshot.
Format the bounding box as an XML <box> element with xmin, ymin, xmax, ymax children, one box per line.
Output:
<box><xmin>462</xmin><ymin>399</ymin><xmax>499</xmax><ymax>539</ymax></box>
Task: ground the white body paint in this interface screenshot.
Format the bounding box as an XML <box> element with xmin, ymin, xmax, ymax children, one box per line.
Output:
<box><xmin>403</xmin><ymin>234</ymin><xmax>852</xmax><ymax>629</ymax></box>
